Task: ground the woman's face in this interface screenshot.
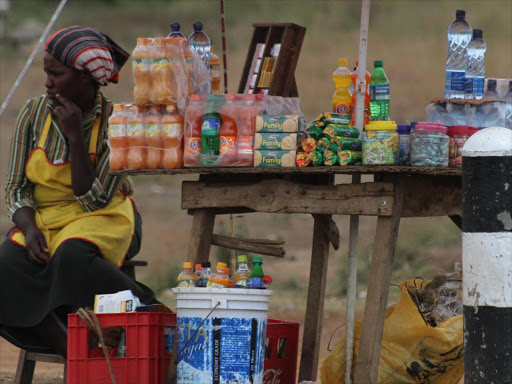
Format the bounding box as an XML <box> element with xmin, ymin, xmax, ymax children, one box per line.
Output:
<box><xmin>43</xmin><ymin>53</ymin><xmax>91</xmax><ymax>107</ymax></box>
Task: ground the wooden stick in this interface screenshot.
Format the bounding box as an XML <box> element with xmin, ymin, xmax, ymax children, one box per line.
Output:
<box><xmin>211</xmin><ymin>234</ymin><xmax>285</xmax><ymax>258</ymax></box>
<box><xmin>312</xmin><ymin>214</ymin><xmax>340</xmax><ymax>250</ymax></box>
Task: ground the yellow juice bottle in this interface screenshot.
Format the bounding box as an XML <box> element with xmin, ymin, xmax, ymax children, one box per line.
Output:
<box><xmin>332</xmin><ymin>58</ymin><xmax>353</xmax><ymax>123</ymax></box>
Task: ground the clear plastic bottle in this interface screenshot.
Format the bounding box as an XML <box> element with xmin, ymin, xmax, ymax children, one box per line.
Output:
<box><xmin>350</xmin><ymin>61</ymin><xmax>371</xmax><ymax>126</ymax></box>
<box><xmin>196</xmin><ymin>261</ymin><xmax>211</xmax><ymax>287</ymax></box>
<box><xmin>465</xmin><ymin>29</ymin><xmax>486</xmax><ymax>100</ymax></box>
<box><xmin>234</xmin><ymin>255</ymin><xmax>251</xmax><ymax>288</ymax></box>
<box><xmin>483</xmin><ymin>79</ymin><xmax>502</xmax><ymax>102</ymax></box>
<box><xmin>247</xmin><ymin>257</ymin><xmax>266</xmax><ymax>289</ymax></box>
<box><xmin>504</xmin><ymin>81</ymin><xmax>512</xmax><ymax>129</ymax></box>
<box><xmin>369</xmin><ymin>60</ymin><xmax>390</xmax><ymax>121</ymax></box>
<box><xmin>195</xmin><ymin>263</ymin><xmax>203</xmax><ymax>279</ymax></box>
<box><xmin>207</xmin><ymin>262</ymin><xmax>230</xmax><ymax>288</ymax></box>
<box><xmin>445</xmin><ymin>10</ymin><xmax>472</xmax><ymax>99</ymax></box>
<box><xmin>177</xmin><ymin>262</ymin><xmax>198</xmax><ymax>287</ymax></box>
<box><xmin>332</xmin><ymin>58</ymin><xmax>353</xmax><ymax>123</ymax></box>
<box><xmin>209</xmin><ymin>43</ymin><xmax>221</xmax><ymax>95</ymax></box>
<box><xmin>168</xmin><ymin>22</ymin><xmax>186</xmax><ymax>40</ymax></box>
<box><xmin>188</xmin><ymin>21</ymin><xmax>211</xmax><ymax>67</ymax></box>
<box><xmin>132</xmin><ymin>38</ymin><xmax>151</xmax><ymax>105</ymax></box>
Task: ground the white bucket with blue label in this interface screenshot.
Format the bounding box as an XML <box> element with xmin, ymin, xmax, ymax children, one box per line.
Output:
<box><xmin>172</xmin><ymin>287</ymin><xmax>273</xmax><ymax>384</ymax></box>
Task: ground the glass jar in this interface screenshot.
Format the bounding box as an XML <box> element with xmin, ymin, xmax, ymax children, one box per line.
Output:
<box><xmin>362</xmin><ymin>121</ymin><xmax>399</xmax><ymax>165</ymax></box>
<box><xmin>410</xmin><ymin>122</ymin><xmax>449</xmax><ymax>167</ymax></box>
<box><xmin>448</xmin><ymin>125</ymin><xmax>471</xmax><ymax>168</ymax></box>
<box><xmin>397</xmin><ymin>124</ymin><xmax>411</xmax><ymax>165</ymax></box>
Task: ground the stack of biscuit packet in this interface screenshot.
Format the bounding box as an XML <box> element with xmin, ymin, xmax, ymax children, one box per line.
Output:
<box><xmin>253</xmin><ymin>115</ymin><xmax>300</xmax><ymax>167</ymax></box>
<box><xmin>296</xmin><ymin>112</ymin><xmax>363</xmax><ymax>167</ymax></box>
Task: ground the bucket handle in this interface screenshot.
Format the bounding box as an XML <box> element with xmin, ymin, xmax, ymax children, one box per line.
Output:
<box><xmin>175</xmin><ymin>301</ymin><xmax>221</xmax><ymax>364</ymax></box>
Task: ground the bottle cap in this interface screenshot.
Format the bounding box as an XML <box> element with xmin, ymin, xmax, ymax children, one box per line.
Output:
<box><xmin>456</xmin><ymin>10</ymin><xmax>465</xmax><ymax>19</ymax></box>
<box><xmin>171</xmin><ymin>22</ymin><xmax>181</xmax><ymax>32</ymax></box>
<box><xmin>238</xmin><ymin>255</ymin><xmax>248</xmax><ymax>262</ymax></box>
<box><xmin>448</xmin><ymin>125</ymin><xmax>470</xmax><ymax>136</ymax></box>
<box><xmin>374</xmin><ymin>60</ymin><xmax>383</xmax><ymax>67</ymax></box>
<box><xmin>473</xmin><ymin>29</ymin><xmax>483</xmax><ymax>39</ymax></box>
<box><xmin>509</xmin><ymin>80</ymin><xmax>512</xmax><ymax>90</ymax></box>
<box><xmin>193</xmin><ymin>21</ymin><xmax>203</xmax><ymax>31</ymax></box>
<box><xmin>487</xmin><ymin>79</ymin><xmax>497</xmax><ymax>89</ymax></box>
<box><xmin>113</xmin><ymin>104</ymin><xmax>123</xmax><ymax>112</ymax></box>
<box><xmin>217</xmin><ymin>262</ymin><xmax>227</xmax><ymax>270</ymax></box>
<box><xmin>253</xmin><ymin>257</ymin><xmax>263</xmax><ymax>263</ymax></box>
<box><xmin>263</xmin><ymin>275</ymin><xmax>273</xmax><ymax>286</ymax></box>
<box><xmin>337</xmin><ymin>58</ymin><xmax>348</xmax><ymax>67</ymax></box>
<box><xmin>397</xmin><ymin>125</ymin><xmax>411</xmax><ymax>134</ymax></box>
<box><xmin>195</xmin><ymin>263</ymin><xmax>202</xmax><ymax>270</ymax></box>
<box><xmin>201</xmin><ymin>261</ymin><xmax>211</xmax><ymax>268</ymax></box>
<box><xmin>183</xmin><ymin>262</ymin><xmax>193</xmax><ymax>269</ymax></box>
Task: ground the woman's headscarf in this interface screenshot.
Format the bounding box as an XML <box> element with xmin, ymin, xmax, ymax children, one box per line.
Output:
<box><xmin>45</xmin><ymin>26</ymin><xmax>129</xmax><ymax>86</ymax></box>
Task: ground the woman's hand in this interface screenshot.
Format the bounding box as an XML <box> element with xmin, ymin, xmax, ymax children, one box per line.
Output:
<box><xmin>25</xmin><ymin>226</ymin><xmax>50</xmax><ymax>265</ymax></box>
<box><xmin>54</xmin><ymin>94</ymin><xmax>83</xmax><ymax>144</ymax></box>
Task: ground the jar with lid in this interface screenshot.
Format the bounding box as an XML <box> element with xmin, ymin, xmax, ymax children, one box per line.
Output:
<box><xmin>397</xmin><ymin>124</ymin><xmax>411</xmax><ymax>165</ymax></box>
<box><xmin>448</xmin><ymin>125</ymin><xmax>471</xmax><ymax>168</ymax></box>
<box><xmin>410</xmin><ymin>122</ymin><xmax>449</xmax><ymax>167</ymax></box>
<box><xmin>362</xmin><ymin>121</ymin><xmax>399</xmax><ymax>165</ymax></box>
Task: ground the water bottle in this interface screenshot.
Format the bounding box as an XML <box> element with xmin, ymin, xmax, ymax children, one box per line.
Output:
<box><xmin>504</xmin><ymin>81</ymin><xmax>512</xmax><ymax>129</ymax></box>
<box><xmin>167</xmin><ymin>22</ymin><xmax>186</xmax><ymax>40</ymax></box>
<box><xmin>465</xmin><ymin>29</ymin><xmax>486</xmax><ymax>100</ymax></box>
<box><xmin>188</xmin><ymin>21</ymin><xmax>211</xmax><ymax>67</ymax></box>
<box><xmin>483</xmin><ymin>79</ymin><xmax>501</xmax><ymax>102</ymax></box>
<box><xmin>445</xmin><ymin>10</ymin><xmax>472</xmax><ymax>99</ymax></box>
<box><xmin>369</xmin><ymin>60</ymin><xmax>390</xmax><ymax>121</ymax></box>
<box><xmin>234</xmin><ymin>255</ymin><xmax>251</xmax><ymax>288</ymax></box>
<box><xmin>196</xmin><ymin>261</ymin><xmax>211</xmax><ymax>287</ymax></box>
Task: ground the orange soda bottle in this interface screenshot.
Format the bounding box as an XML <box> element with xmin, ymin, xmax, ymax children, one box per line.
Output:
<box><xmin>177</xmin><ymin>262</ymin><xmax>198</xmax><ymax>287</ymax></box>
<box><xmin>127</xmin><ymin>105</ymin><xmax>147</xmax><ymax>169</ymax></box>
<box><xmin>183</xmin><ymin>94</ymin><xmax>204</xmax><ymax>167</ymax></box>
<box><xmin>219</xmin><ymin>94</ymin><xmax>238</xmax><ymax>166</ymax></box>
<box><xmin>209</xmin><ymin>44</ymin><xmax>221</xmax><ymax>95</ymax></box>
<box><xmin>108</xmin><ymin>104</ymin><xmax>128</xmax><ymax>170</ymax></box>
<box><xmin>162</xmin><ymin>104</ymin><xmax>184</xmax><ymax>169</ymax></box>
<box><xmin>206</xmin><ymin>262</ymin><xmax>230</xmax><ymax>288</ymax></box>
<box><xmin>238</xmin><ymin>94</ymin><xmax>260</xmax><ymax>166</ymax></box>
<box><xmin>350</xmin><ymin>60</ymin><xmax>371</xmax><ymax>126</ymax></box>
<box><xmin>146</xmin><ymin>105</ymin><xmax>163</xmax><ymax>169</ymax></box>
<box><xmin>132</xmin><ymin>38</ymin><xmax>151</xmax><ymax>105</ymax></box>
<box><xmin>150</xmin><ymin>37</ymin><xmax>173</xmax><ymax>104</ymax></box>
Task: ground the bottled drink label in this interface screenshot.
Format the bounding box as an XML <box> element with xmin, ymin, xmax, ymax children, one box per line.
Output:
<box><xmin>130</xmin><ymin>123</ymin><xmax>146</xmax><ymax>137</ymax></box>
<box><xmin>446</xmin><ymin>71</ymin><xmax>466</xmax><ymax>92</ymax></box>
<box><xmin>234</xmin><ymin>279</ymin><xmax>248</xmax><ymax>288</ymax></box>
<box><xmin>219</xmin><ymin>136</ymin><xmax>236</xmax><ymax>154</ymax></box>
<box><xmin>471</xmin><ymin>78</ymin><xmax>484</xmax><ymax>96</ymax></box>
<box><xmin>184</xmin><ymin>137</ymin><xmax>202</xmax><ymax>154</ymax></box>
<box><xmin>333</xmin><ymin>103</ymin><xmax>352</xmax><ymax>121</ymax></box>
<box><xmin>163</xmin><ymin>123</ymin><xmax>181</xmax><ymax>137</ymax></box>
<box><xmin>238</xmin><ymin>136</ymin><xmax>254</xmax><ymax>153</ymax></box>
<box><xmin>146</xmin><ymin>124</ymin><xmax>161</xmax><ymax>137</ymax></box>
<box><xmin>202</xmin><ymin>118</ymin><xmax>221</xmax><ymax>135</ymax></box>
<box><xmin>370</xmin><ymin>85</ymin><xmax>390</xmax><ymax>101</ymax></box>
<box><xmin>177</xmin><ymin>280</ymin><xmax>196</xmax><ymax>287</ymax></box>
<box><xmin>132</xmin><ymin>58</ymin><xmax>151</xmax><ymax>72</ymax></box>
<box><xmin>206</xmin><ymin>281</ymin><xmax>226</xmax><ymax>288</ymax></box>
<box><xmin>151</xmin><ymin>57</ymin><xmax>171</xmax><ymax>71</ymax></box>
<box><xmin>109</xmin><ymin>124</ymin><xmax>126</xmax><ymax>137</ymax></box>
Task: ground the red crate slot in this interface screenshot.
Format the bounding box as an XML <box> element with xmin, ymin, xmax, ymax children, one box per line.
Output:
<box><xmin>264</xmin><ymin>319</ymin><xmax>300</xmax><ymax>384</ymax></box>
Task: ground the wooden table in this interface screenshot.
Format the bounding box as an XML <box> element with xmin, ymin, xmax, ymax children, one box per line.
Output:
<box><xmin>112</xmin><ymin>165</ymin><xmax>462</xmax><ymax>383</ymax></box>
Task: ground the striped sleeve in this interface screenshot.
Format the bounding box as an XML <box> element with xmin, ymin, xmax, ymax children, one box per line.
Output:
<box><xmin>5</xmin><ymin>100</ymin><xmax>37</xmax><ymax>220</ymax></box>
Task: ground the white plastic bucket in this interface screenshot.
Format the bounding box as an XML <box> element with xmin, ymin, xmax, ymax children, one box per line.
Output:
<box><xmin>172</xmin><ymin>287</ymin><xmax>273</xmax><ymax>384</ymax></box>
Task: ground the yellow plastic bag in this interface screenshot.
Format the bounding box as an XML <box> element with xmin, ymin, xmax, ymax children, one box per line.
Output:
<box><xmin>321</xmin><ymin>280</ymin><xmax>463</xmax><ymax>383</ymax></box>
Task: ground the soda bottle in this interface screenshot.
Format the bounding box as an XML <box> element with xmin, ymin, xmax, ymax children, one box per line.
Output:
<box><xmin>369</xmin><ymin>60</ymin><xmax>390</xmax><ymax>121</ymax></box>
<box><xmin>226</xmin><ymin>268</ymin><xmax>234</xmax><ymax>288</ymax></box>
<box><xmin>162</xmin><ymin>104</ymin><xmax>184</xmax><ymax>169</ymax></box>
<box><xmin>504</xmin><ymin>80</ymin><xmax>512</xmax><ymax>129</ymax></box>
<box><xmin>445</xmin><ymin>10</ymin><xmax>472</xmax><ymax>99</ymax></box>
<box><xmin>168</xmin><ymin>22</ymin><xmax>186</xmax><ymax>40</ymax></box>
<box><xmin>177</xmin><ymin>262</ymin><xmax>198</xmax><ymax>287</ymax></box>
<box><xmin>196</xmin><ymin>261</ymin><xmax>211</xmax><ymax>287</ymax></box>
<box><xmin>238</xmin><ymin>94</ymin><xmax>259</xmax><ymax>166</ymax></box>
<box><xmin>209</xmin><ymin>43</ymin><xmax>221</xmax><ymax>95</ymax></box>
<box><xmin>108</xmin><ymin>104</ymin><xmax>128</xmax><ymax>170</ymax></box>
<box><xmin>184</xmin><ymin>94</ymin><xmax>204</xmax><ymax>167</ymax></box>
<box><xmin>465</xmin><ymin>29</ymin><xmax>486</xmax><ymax>100</ymax></box>
<box><xmin>332</xmin><ymin>58</ymin><xmax>353</xmax><ymax>123</ymax></box>
<box><xmin>200</xmin><ymin>96</ymin><xmax>222</xmax><ymax>166</ymax></box>
<box><xmin>146</xmin><ymin>105</ymin><xmax>163</xmax><ymax>169</ymax></box>
<box><xmin>350</xmin><ymin>61</ymin><xmax>371</xmax><ymax>126</ymax></box>
<box><xmin>207</xmin><ymin>262</ymin><xmax>230</xmax><ymax>288</ymax></box>
<box><xmin>149</xmin><ymin>37</ymin><xmax>172</xmax><ymax>104</ymax></box>
<box><xmin>188</xmin><ymin>21</ymin><xmax>211</xmax><ymax>67</ymax></box>
<box><xmin>163</xmin><ymin>37</ymin><xmax>178</xmax><ymax>103</ymax></box>
<box><xmin>483</xmin><ymin>79</ymin><xmax>501</xmax><ymax>102</ymax></box>
<box><xmin>195</xmin><ymin>263</ymin><xmax>203</xmax><ymax>279</ymax></box>
<box><xmin>247</xmin><ymin>257</ymin><xmax>266</xmax><ymax>289</ymax></box>
<box><xmin>219</xmin><ymin>94</ymin><xmax>238</xmax><ymax>166</ymax></box>
<box><xmin>132</xmin><ymin>38</ymin><xmax>151</xmax><ymax>105</ymax></box>
<box><xmin>127</xmin><ymin>105</ymin><xmax>147</xmax><ymax>170</ymax></box>
<box><xmin>234</xmin><ymin>255</ymin><xmax>251</xmax><ymax>288</ymax></box>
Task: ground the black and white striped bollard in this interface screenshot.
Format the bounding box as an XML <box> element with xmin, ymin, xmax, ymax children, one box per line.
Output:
<box><xmin>462</xmin><ymin>126</ymin><xmax>512</xmax><ymax>383</ymax></box>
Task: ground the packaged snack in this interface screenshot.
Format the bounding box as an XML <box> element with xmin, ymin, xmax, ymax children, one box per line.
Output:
<box><xmin>330</xmin><ymin>136</ymin><xmax>362</xmax><ymax>151</ymax></box>
<box><xmin>295</xmin><ymin>151</ymin><xmax>310</xmax><ymax>167</ymax></box>
<box><xmin>254</xmin><ymin>133</ymin><xmax>297</xmax><ymax>150</ymax></box>
<box><xmin>323</xmin><ymin>149</ymin><xmax>339</xmax><ymax>166</ymax></box>
<box><xmin>338</xmin><ymin>150</ymin><xmax>362</xmax><ymax>165</ymax></box>
<box><xmin>301</xmin><ymin>138</ymin><xmax>317</xmax><ymax>153</ymax></box>
<box><xmin>255</xmin><ymin>115</ymin><xmax>299</xmax><ymax>133</ymax></box>
<box><xmin>308</xmin><ymin>124</ymin><xmax>324</xmax><ymax>140</ymax></box>
<box><xmin>253</xmin><ymin>150</ymin><xmax>296</xmax><ymax>167</ymax></box>
<box><xmin>317</xmin><ymin>137</ymin><xmax>332</xmax><ymax>153</ymax></box>
<box><xmin>307</xmin><ymin>150</ymin><xmax>324</xmax><ymax>166</ymax></box>
<box><xmin>322</xmin><ymin>124</ymin><xmax>360</xmax><ymax>139</ymax></box>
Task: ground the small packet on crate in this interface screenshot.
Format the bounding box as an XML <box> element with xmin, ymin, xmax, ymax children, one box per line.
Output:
<box><xmin>94</xmin><ymin>290</ymin><xmax>141</xmax><ymax>314</ymax></box>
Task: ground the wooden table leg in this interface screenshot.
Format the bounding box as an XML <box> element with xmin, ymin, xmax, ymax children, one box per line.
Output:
<box><xmin>298</xmin><ymin>214</ymin><xmax>331</xmax><ymax>382</ymax></box>
<box><xmin>354</xmin><ymin>181</ymin><xmax>404</xmax><ymax>383</ymax></box>
<box><xmin>187</xmin><ymin>208</ymin><xmax>216</xmax><ymax>265</ymax></box>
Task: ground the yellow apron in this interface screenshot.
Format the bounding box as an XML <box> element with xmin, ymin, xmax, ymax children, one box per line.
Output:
<box><xmin>10</xmin><ymin>111</ymin><xmax>135</xmax><ymax>268</ymax></box>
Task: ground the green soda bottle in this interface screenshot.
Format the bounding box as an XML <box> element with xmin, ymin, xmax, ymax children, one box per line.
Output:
<box><xmin>247</xmin><ymin>257</ymin><xmax>265</xmax><ymax>289</ymax></box>
<box><xmin>200</xmin><ymin>96</ymin><xmax>222</xmax><ymax>166</ymax></box>
<box><xmin>369</xmin><ymin>60</ymin><xmax>390</xmax><ymax>121</ymax></box>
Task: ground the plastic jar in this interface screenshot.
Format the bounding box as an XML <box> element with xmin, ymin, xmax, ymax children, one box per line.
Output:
<box><xmin>410</xmin><ymin>122</ymin><xmax>449</xmax><ymax>167</ymax></box>
<box><xmin>448</xmin><ymin>125</ymin><xmax>471</xmax><ymax>168</ymax></box>
<box><xmin>397</xmin><ymin>124</ymin><xmax>411</xmax><ymax>165</ymax></box>
<box><xmin>362</xmin><ymin>121</ymin><xmax>399</xmax><ymax>165</ymax></box>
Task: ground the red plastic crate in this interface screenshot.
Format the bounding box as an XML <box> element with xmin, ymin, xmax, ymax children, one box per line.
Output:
<box><xmin>264</xmin><ymin>319</ymin><xmax>300</xmax><ymax>384</ymax></box>
<box><xmin>67</xmin><ymin>312</ymin><xmax>176</xmax><ymax>384</ymax></box>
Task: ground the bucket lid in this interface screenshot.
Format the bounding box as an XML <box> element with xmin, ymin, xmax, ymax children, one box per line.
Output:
<box><xmin>183</xmin><ymin>261</ymin><xmax>193</xmax><ymax>269</ymax></box>
<box><xmin>416</xmin><ymin>123</ymin><xmax>447</xmax><ymax>133</ymax></box>
<box><xmin>397</xmin><ymin>125</ymin><xmax>411</xmax><ymax>134</ymax></box>
<box><xmin>238</xmin><ymin>255</ymin><xmax>248</xmax><ymax>262</ymax></box>
<box><xmin>365</xmin><ymin>121</ymin><xmax>397</xmax><ymax>131</ymax></box>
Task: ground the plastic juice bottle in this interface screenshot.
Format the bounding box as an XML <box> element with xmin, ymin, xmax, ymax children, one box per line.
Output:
<box><xmin>227</xmin><ymin>268</ymin><xmax>234</xmax><ymax>288</ymax></box>
<box><xmin>195</xmin><ymin>263</ymin><xmax>203</xmax><ymax>279</ymax></box>
<box><xmin>237</xmin><ymin>94</ymin><xmax>258</xmax><ymax>166</ymax></box>
<box><xmin>184</xmin><ymin>94</ymin><xmax>204</xmax><ymax>167</ymax></box>
<box><xmin>209</xmin><ymin>44</ymin><xmax>221</xmax><ymax>95</ymax></box>
<box><xmin>177</xmin><ymin>262</ymin><xmax>198</xmax><ymax>287</ymax></box>
<box><xmin>247</xmin><ymin>257</ymin><xmax>266</xmax><ymax>289</ymax></box>
<box><xmin>164</xmin><ymin>37</ymin><xmax>180</xmax><ymax>103</ymax></box>
<box><xmin>162</xmin><ymin>104</ymin><xmax>184</xmax><ymax>169</ymax></box>
<box><xmin>127</xmin><ymin>105</ymin><xmax>147</xmax><ymax>169</ymax></box>
<box><xmin>219</xmin><ymin>94</ymin><xmax>238</xmax><ymax>166</ymax></box>
<box><xmin>108</xmin><ymin>104</ymin><xmax>127</xmax><ymax>170</ymax></box>
<box><xmin>146</xmin><ymin>105</ymin><xmax>163</xmax><ymax>169</ymax></box>
<box><xmin>369</xmin><ymin>60</ymin><xmax>390</xmax><ymax>121</ymax></box>
<box><xmin>149</xmin><ymin>37</ymin><xmax>172</xmax><ymax>105</ymax></box>
<box><xmin>132</xmin><ymin>38</ymin><xmax>151</xmax><ymax>105</ymax></box>
<box><xmin>350</xmin><ymin>61</ymin><xmax>371</xmax><ymax>126</ymax></box>
<box><xmin>188</xmin><ymin>21</ymin><xmax>211</xmax><ymax>67</ymax></box>
<box><xmin>207</xmin><ymin>262</ymin><xmax>230</xmax><ymax>288</ymax></box>
<box><xmin>196</xmin><ymin>261</ymin><xmax>211</xmax><ymax>287</ymax></box>
<box><xmin>200</xmin><ymin>96</ymin><xmax>222</xmax><ymax>166</ymax></box>
<box><xmin>234</xmin><ymin>254</ymin><xmax>251</xmax><ymax>288</ymax></box>
<box><xmin>332</xmin><ymin>58</ymin><xmax>353</xmax><ymax>122</ymax></box>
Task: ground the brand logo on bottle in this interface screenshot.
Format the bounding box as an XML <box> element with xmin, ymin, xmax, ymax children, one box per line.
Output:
<box><xmin>220</xmin><ymin>136</ymin><xmax>236</xmax><ymax>154</ymax></box>
<box><xmin>335</xmin><ymin>103</ymin><xmax>351</xmax><ymax>115</ymax></box>
<box><xmin>188</xmin><ymin>138</ymin><xmax>202</xmax><ymax>153</ymax></box>
<box><xmin>263</xmin><ymin>368</ymin><xmax>282</xmax><ymax>384</ymax></box>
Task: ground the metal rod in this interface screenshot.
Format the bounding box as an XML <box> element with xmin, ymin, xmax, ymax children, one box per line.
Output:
<box><xmin>220</xmin><ymin>0</ymin><xmax>228</xmax><ymax>94</ymax></box>
<box><xmin>354</xmin><ymin>0</ymin><xmax>371</xmax><ymax>138</ymax></box>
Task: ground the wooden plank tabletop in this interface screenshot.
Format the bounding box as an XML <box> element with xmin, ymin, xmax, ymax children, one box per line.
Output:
<box><xmin>110</xmin><ymin>165</ymin><xmax>462</xmax><ymax>177</ymax></box>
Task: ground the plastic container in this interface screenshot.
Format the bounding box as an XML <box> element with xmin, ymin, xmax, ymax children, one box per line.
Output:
<box><xmin>234</xmin><ymin>254</ymin><xmax>251</xmax><ymax>288</ymax></box>
<box><xmin>218</xmin><ymin>93</ymin><xmax>239</xmax><ymax>166</ymax></box>
<box><xmin>397</xmin><ymin>124</ymin><xmax>411</xmax><ymax>166</ymax></box>
<box><xmin>332</xmin><ymin>58</ymin><xmax>353</xmax><ymax>123</ymax></box>
<box><xmin>350</xmin><ymin>60</ymin><xmax>371</xmax><ymax>126</ymax></box>
<box><xmin>146</xmin><ymin>105</ymin><xmax>164</xmax><ymax>169</ymax></box>
<box><xmin>67</xmin><ymin>312</ymin><xmax>176</xmax><ymax>384</ymax></box>
<box><xmin>196</xmin><ymin>261</ymin><xmax>211</xmax><ymax>288</ymax></box>
<box><xmin>207</xmin><ymin>261</ymin><xmax>230</xmax><ymax>287</ymax></box>
<box><xmin>410</xmin><ymin>122</ymin><xmax>449</xmax><ymax>167</ymax></box>
<box><xmin>127</xmin><ymin>105</ymin><xmax>148</xmax><ymax>170</ymax></box>
<box><xmin>448</xmin><ymin>125</ymin><xmax>471</xmax><ymax>168</ymax></box>
<box><xmin>209</xmin><ymin>44</ymin><xmax>221</xmax><ymax>94</ymax></box>
<box><xmin>362</xmin><ymin>121</ymin><xmax>398</xmax><ymax>165</ymax></box>
<box><xmin>108</xmin><ymin>104</ymin><xmax>128</xmax><ymax>170</ymax></box>
<box><xmin>369</xmin><ymin>60</ymin><xmax>390</xmax><ymax>121</ymax></box>
<box><xmin>172</xmin><ymin>287</ymin><xmax>272</xmax><ymax>384</ymax></box>
<box><xmin>132</xmin><ymin>38</ymin><xmax>151</xmax><ymax>105</ymax></box>
<box><xmin>188</xmin><ymin>21</ymin><xmax>211</xmax><ymax>67</ymax></box>
<box><xmin>248</xmin><ymin>256</ymin><xmax>266</xmax><ymax>289</ymax></box>
<box><xmin>177</xmin><ymin>262</ymin><xmax>198</xmax><ymax>287</ymax></box>
<box><xmin>162</xmin><ymin>104</ymin><xmax>184</xmax><ymax>169</ymax></box>
<box><xmin>465</xmin><ymin>29</ymin><xmax>486</xmax><ymax>100</ymax></box>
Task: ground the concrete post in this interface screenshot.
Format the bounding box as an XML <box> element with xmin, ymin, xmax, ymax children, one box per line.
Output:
<box><xmin>461</xmin><ymin>127</ymin><xmax>512</xmax><ymax>383</ymax></box>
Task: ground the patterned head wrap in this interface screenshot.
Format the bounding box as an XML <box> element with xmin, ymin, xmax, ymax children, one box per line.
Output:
<box><xmin>45</xmin><ymin>26</ymin><xmax>129</xmax><ymax>86</ymax></box>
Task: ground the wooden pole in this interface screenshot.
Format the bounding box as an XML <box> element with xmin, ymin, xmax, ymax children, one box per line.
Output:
<box><xmin>354</xmin><ymin>0</ymin><xmax>370</xmax><ymax>138</ymax></box>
